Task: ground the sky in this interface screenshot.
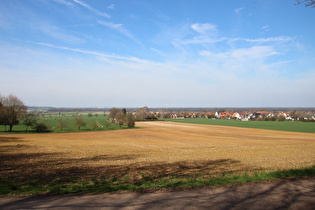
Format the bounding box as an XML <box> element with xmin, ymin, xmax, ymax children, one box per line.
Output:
<box><xmin>0</xmin><ymin>0</ymin><xmax>314</xmax><ymax>108</ymax></box>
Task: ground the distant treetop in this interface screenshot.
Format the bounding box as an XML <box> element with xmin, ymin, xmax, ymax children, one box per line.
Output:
<box><xmin>296</xmin><ymin>0</ymin><xmax>315</xmax><ymax>7</ymax></box>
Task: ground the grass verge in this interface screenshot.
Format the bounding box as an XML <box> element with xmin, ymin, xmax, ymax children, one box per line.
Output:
<box><xmin>1</xmin><ymin>165</ymin><xmax>314</xmax><ymax>196</ymax></box>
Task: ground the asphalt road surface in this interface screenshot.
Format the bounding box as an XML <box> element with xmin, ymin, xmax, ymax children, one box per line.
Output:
<box><xmin>0</xmin><ymin>177</ymin><xmax>314</xmax><ymax>210</ymax></box>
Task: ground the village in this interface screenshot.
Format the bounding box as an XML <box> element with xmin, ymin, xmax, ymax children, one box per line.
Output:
<box><xmin>162</xmin><ymin>110</ymin><xmax>315</xmax><ymax>122</ymax></box>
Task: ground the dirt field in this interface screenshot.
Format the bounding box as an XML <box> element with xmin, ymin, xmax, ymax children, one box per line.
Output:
<box><xmin>1</xmin><ymin>121</ymin><xmax>315</xmax><ymax>181</ymax></box>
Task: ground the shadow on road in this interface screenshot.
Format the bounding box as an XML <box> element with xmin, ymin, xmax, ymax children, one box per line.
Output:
<box><xmin>0</xmin><ymin>177</ymin><xmax>314</xmax><ymax>209</ymax></box>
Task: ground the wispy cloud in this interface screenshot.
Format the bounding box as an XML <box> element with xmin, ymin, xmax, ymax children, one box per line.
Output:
<box><xmin>200</xmin><ymin>46</ymin><xmax>279</xmax><ymax>60</ymax></box>
<box><xmin>179</xmin><ymin>37</ymin><xmax>226</xmax><ymax>45</ymax></box>
<box><xmin>35</xmin><ymin>21</ymin><xmax>84</xmax><ymax>44</ymax></box>
<box><xmin>97</xmin><ymin>21</ymin><xmax>122</xmax><ymax>30</ymax></box>
<box><xmin>230</xmin><ymin>46</ymin><xmax>279</xmax><ymax>59</ymax></box>
<box><xmin>53</xmin><ymin>0</ymin><xmax>73</xmax><ymax>6</ymax></box>
<box><xmin>235</xmin><ymin>36</ymin><xmax>293</xmax><ymax>42</ymax></box>
<box><xmin>38</xmin><ymin>43</ymin><xmax>150</xmax><ymax>64</ymax></box>
<box><xmin>175</xmin><ymin>23</ymin><xmax>221</xmax><ymax>44</ymax></box>
<box><xmin>150</xmin><ymin>48</ymin><xmax>167</xmax><ymax>56</ymax></box>
<box><xmin>97</xmin><ymin>20</ymin><xmax>140</xmax><ymax>44</ymax></box>
<box><xmin>262</xmin><ymin>25</ymin><xmax>271</xmax><ymax>32</ymax></box>
<box><xmin>191</xmin><ymin>23</ymin><xmax>217</xmax><ymax>34</ymax></box>
<box><xmin>73</xmin><ymin>0</ymin><xmax>110</xmax><ymax>18</ymax></box>
<box><xmin>234</xmin><ymin>7</ymin><xmax>244</xmax><ymax>15</ymax></box>
<box><xmin>107</xmin><ymin>4</ymin><xmax>115</xmax><ymax>10</ymax></box>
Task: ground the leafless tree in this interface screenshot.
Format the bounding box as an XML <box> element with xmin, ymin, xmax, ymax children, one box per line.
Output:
<box><xmin>115</xmin><ymin>111</ymin><xmax>125</xmax><ymax>128</ymax></box>
<box><xmin>22</xmin><ymin>113</ymin><xmax>37</xmax><ymax>131</ymax></box>
<box><xmin>136</xmin><ymin>106</ymin><xmax>149</xmax><ymax>120</ymax></box>
<box><xmin>91</xmin><ymin>120</ymin><xmax>99</xmax><ymax>130</ymax></box>
<box><xmin>104</xmin><ymin>121</ymin><xmax>111</xmax><ymax>128</ymax></box>
<box><xmin>57</xmin><ymin>118</ymin><xmax>68</xmax><ymax>132</ymax></box>
<box><xmin>74</xmin><ymin>116</ymin><xmax>86</xmax><ymax>130</ymax></box>
<box><xmin>295</xmin><ymin>0</ymin><xmax>315</xmax><ymax>7</ymax></box>
<box><xmin>0</xmin><ymin>94</ymin><xmax>26</xmax><ymax>132</ymax></box>
<box><xmin>109</xmin><ymin>108</ymin><xmax>120</xmax><ymax>119</ymax></box>
<box><xmin>124</xmin><ymin>113</ymin><xmax>135</xmax><ymax>128</ymax></box>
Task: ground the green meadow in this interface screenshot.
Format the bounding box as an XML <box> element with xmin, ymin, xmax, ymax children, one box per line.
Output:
<box><xmin>165</xmin><ymin>118</ymin><xmax>315</xmax><ymax>133</ymax></box>
<box><xmin>0</xmin><ymin>113</ymin><xmax>126</xmax><ymax>133</ymax></box>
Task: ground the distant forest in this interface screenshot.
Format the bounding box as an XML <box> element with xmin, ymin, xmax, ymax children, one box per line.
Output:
<box><xmin>27</xmin><ymin>106</ymin><xmax>315</xmax><ymax>113</ymax></box>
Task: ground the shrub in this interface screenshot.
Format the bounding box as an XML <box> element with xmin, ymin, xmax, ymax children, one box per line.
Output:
<box><xmin>33</xmin><ymin>122</ymin><xmax>50</xmax><ymax>133</ymax></box>
<box><xmin>104</xmin><ymin>121</ymin><xmax>111</xmax><ymax>128</ymax></box>
<box><xmin>57</xmin><ymin>118</ymin><xmax>68</xmax><ymax>132</ymax></box>
<box><xmin>91</xmin><ymin>121</ymin><xmax>99</xmax><ymax>130</ymax></box>
<box><xmin>124</xmin><ymin>113</ymin><xmax>135</xmax><ymax>128</ymax></box>
<box><xmin>74</xmin><ymin>116</ymin><xmax>86</xmax><ymax>130</ymax></box>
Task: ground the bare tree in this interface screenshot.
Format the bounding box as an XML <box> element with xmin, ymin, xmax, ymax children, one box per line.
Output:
<box><xmin>104</xmin><ymin>121</ymin><xmax>111</xmax><ymax>128</ymax></box>
<box><xmin>296</xmin><ymin>0</ymin><xmax>315</xmax><ymax>7</ymax></box>
<box><xmin>109</xmin><ymin>108</ymin><xmax>120</xmax><ymax>119</ymax></box>
<box><xmin>91</xmin><ymin>120</ymin><xmax>99</xmax><ymax>130</ymax></box>
<box><xmin>0</xmin><ymin>95</ymin><xmax>8</xmax><ymax>131</ymax></box>
<box><xmin>22</xmin><ymin>113</ymin><xmax>37</xmax><ymax>131</ymax></box>
<box><xmin>136</xmin><ymin>106</ymin><xmax>149</xmax><ymax>120</ymax></box>
<box><xmin>57</xmin><ymin>118</ymin><xmax>68</xmax><ymax>132</ymax></box>
<box><xmin>124</xmin><ymin>113</ymin><xmax>135</xmax><ymax>128</ymax></box>
<box><xmin>74</xmin><ymin>116</ymin><xmax>86</xmax><ymax>130</ymax></box>
<box><xmin>115</xmin><ymin>111</ymin><xmax>125</xmax><ymax>128</ymax></box>
<box><xmin>0</xmin><ymin>94</ymin><xmax>26</xmax><ymax>132</ymax></box>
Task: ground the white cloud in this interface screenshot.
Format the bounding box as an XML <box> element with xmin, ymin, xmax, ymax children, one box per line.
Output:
<box><xmin>262</xmin><ymin>25</ymin><xmax>271</xmax><ymax>31</ymax></box>
<box><xmin>97</xmin><ymin>20</ymin><xmax>122</xmax><ymax>29</ymax></box>
<box><xmin>174</xmin><ymin>23</ymin><xmax>221</xmax><ymax>45</ymax></box>
<box><xmin>246</xmin><ymin>36</ymin><xmax>293</xmax><ymax>42</ymax></box>
<box><xmin>150</xmin><ymin>48</ymin><xmax>167</xmax><ymax>56</ymax></box>
<box><xmin>180</xmin><ymin>37</ymin><xmax>226</xmax><ymax>45</ymax></box>
<box><xmin>230</xmin><ymin>46</ymin><xmax>279</xmax><ymax>59</ymax></box>
<box><xmin>200</xmin><ymin>46</ymin><xmax>279</xmax><ymax>61</ymax></box>
<box><xmin>73</xmin><ymin>0</ymin><xmax>110</xmax><ymax>18</ymax></box>
<box><xmin>231</xmin><ymin>36</ymin><xmax>293</xmax><ymax>43</ymax></box>
<box><xmin>191</xmin><ymin>23</ymin><xmax>217</xmax><ymax>34</ymax></box>
<box><xmin>234</xmin><ymin>7</ymin><xmax>244</xmax><ymax>15</ymax></box>
<box><xmin>97</xmin><ymin>20</ymin><xmax>140</xmax><ymax>44</ymax></box>
<box><xmin>53</xmin><ymin>0</ymin><xmax>73</xmax><ymax>6</ymax></box>
<box><xmin>38</xmin><ymin>43</ymin><xmax>151</xmax><ymax>64</ymax></box>
<box><xmin>2</xmin><ymin>40</ymin><xmax>313</xmax><ymax>107</ymax></box>
<box><xmin>38</xmin><ymin>23</ymin><xmax>84</xmax><ymax>44</ymax></box>
<box><xmin>107</xmin><ymin>4</ymin><xmax>115</xmax><ymax>10</ymax></box>
<box><xmin>199</xmin><ymin>50</ymin><xmax>212</xmax><ymax>56</ymax></box>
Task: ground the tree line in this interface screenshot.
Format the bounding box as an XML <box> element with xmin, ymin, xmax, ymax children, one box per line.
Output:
<box><xmin>0</xmin><ymin>94</ymin><xmax>53</xmax><ymax>132</ymax></box>
<box><xmin>108</xmin><ymin>108</ymin><xmax>135</xmax><ymax>128</ymax></box>
<box><xmin>0</xmin><ymin>94</ymin><xmax>136</xmax><ymax>132</ymax></box>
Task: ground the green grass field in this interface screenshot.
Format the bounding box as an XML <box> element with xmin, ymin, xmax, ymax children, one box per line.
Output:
<box><xmin>0</xmin><ymin>114</ymin><xmax>126</xmax><ymax>133</ymax></box>
<box><xmin>165</xmin><ymin>118</ymin><xmax>315</xmax><ymax>133</ymax></box>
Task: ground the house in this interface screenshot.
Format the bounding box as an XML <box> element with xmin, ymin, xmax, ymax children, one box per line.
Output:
<box><xmin>278</xmin><ymin>112</ymin><xmax>292</xmax><ymax>120</ymax></box>
<box><xmin>231</xmin><ymin>112</ymin><xmax>240</xmax><ymax>119</ymax></box>
<box><xmin>240</xmin><ymin>111</ymin><xmax>253</xmax><ymax>121</ymax></box>
<box><xmin>215</xmin><ymin>112</ymin><xmax>231</xmax><ymax>119</ymax></box>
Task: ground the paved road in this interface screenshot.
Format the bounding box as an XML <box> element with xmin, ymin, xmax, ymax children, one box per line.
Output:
<box><xmin>0</xmin><ymin>177</ymin><xmax>314</xmax><ymax>210</ymax></box>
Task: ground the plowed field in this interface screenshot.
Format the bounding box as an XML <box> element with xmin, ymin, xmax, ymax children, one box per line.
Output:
<box><xmin>1</xmin><ymin>122</ymin><xmax>315</xmax><ymax>182</ymax></box>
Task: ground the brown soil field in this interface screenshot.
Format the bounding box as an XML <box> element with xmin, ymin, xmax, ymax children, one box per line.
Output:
<box><xmin>1</xmin><ymin>121</ymin><xmax>315</xmax><ymax>182</ymax></box>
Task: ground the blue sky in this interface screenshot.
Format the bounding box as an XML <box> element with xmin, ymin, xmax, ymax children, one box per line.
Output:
<box><xmin>0</xmin><ymin>0</ymin><xmax>314</xmax><ymax>107</ymax></box>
